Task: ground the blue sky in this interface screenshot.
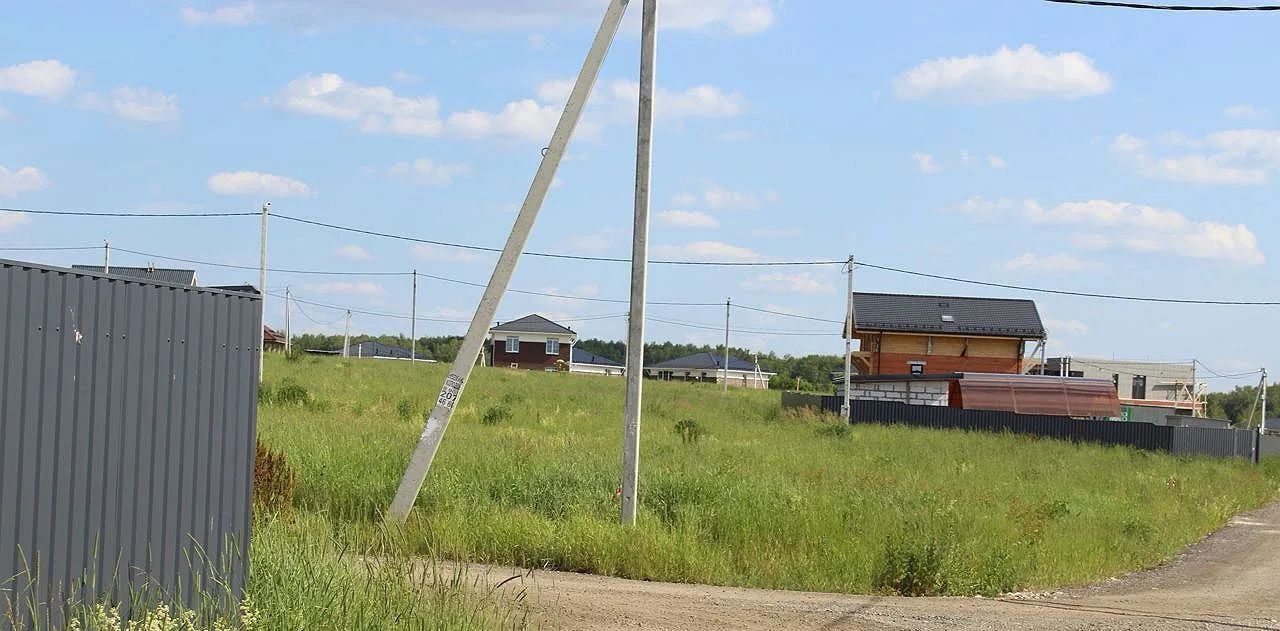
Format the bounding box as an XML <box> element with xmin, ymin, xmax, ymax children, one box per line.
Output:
<box><xmin>0</xmin><ymin>1</ymin><xmax>1275</xmax><ymax>387</ymax></box>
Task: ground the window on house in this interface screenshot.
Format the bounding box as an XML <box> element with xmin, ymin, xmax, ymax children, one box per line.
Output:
<box><xmin>506</xmin><ymin>336</ymin><xmax>519</xmax><ymax>353</ymax></box>
<box><xmin>1132</xmin><ymin>375</ymin><xmax>1147</xmax><ymax>400</ymax></box>
<box><xmin>546</xmin><ymin>338</ymin><xmax>560</xmax><ymax>355</ymax></box>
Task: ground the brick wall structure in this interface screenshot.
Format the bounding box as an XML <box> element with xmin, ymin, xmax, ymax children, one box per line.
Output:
<box><xmin>838</xmin><ymin>380</ymin><xmax>952</xmax><ymax>406</ymax></box>
<box><xmin>492</xmin><ymin>337</ymin><xmax>570</xmax><ymax>370</ymax></box>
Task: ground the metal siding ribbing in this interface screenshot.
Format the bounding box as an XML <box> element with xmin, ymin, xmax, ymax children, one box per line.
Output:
<box><xmin>824</xmin><ymin>396</ymin><xmax>1261</xmax><ymax>461</ymax></box>
<box><xmin>0</xmin><ymin>260</ymin><xmax>259</xmax><ymax>628</ymax></box>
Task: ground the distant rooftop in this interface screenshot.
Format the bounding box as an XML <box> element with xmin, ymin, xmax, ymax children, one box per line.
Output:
<box><xmin>648</xmin><ymin>352</ymin><xmax>761</xmax><ymax>373</ymax></box>
<box><xmin>490</xmin><ymin>314</ymin><xmax>576</xmax><ymax>335</ymax></box>
<box><xmin>573</xmin><ymin>347</ymin><xmax>623</xmax><ymax>367</ymax></box>
<box><xmin>72</xmin><ymin>265</ymin><xmax>197</xmax><ymax>286</ymax></box>
<box><xmin>850</xmin><ymin>292</ymin><xmax>1045</xmax><ymax>339</ymax></box>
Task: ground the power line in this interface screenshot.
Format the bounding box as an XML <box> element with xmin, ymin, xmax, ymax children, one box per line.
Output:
<box><xmin>113</xmin><ymin>247</ymin><xmax>412</xmax><ymax>276</ymax></box>
<box><xmin>0</xmin><ymin>246</ymin><xmax>101</xmax><ymax>252</ymax></box>
<box><xmin>1046</xmin><ymin>0</ymin><xmax>1280</xmax><ymax>10</ymax></box>
<box><xmin>856</xmin><ymin>262</ymin><xmax>1280</xmax><ymax>306</ymax></box>
<box><xmin>734</xmin><ymin>303</ymin><xmax>844</xmax><ymax>324</ymax></box>
<box><xmin>0</xmin><ymin>207</ymin><xmax>257</xmax><ymax>218</ymax></box>
<box><xmin>271</xmin><ymin>213</ymin><xmax>844</xmax><ymax>267</ymax></box>
<box><xmin>649</xmin><ymin>316</ymin><xmax>838</xmax><ymax>337</ymax></box>
<box><xmin>1194</xmin><ymin>360</ymin><xmax>1265</xmax><ymax>380</ymax></box>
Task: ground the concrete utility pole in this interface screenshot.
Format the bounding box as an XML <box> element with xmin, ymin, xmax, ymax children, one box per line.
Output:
<box><xmin>103</xmin><ymin>240</ymin><xmax>110</xmax><ymax>274</ymax></box>
<box><xmin>258</xmin><ymin>202</ymin><xmax>270</xmax><ymax>382</ymax></box>
<box><xmin>386</xmin><ymin>0</ymin><xmax>632</xmax><ymax>524</ymax></box>
<box><xmin>342</xmin><ymin>310</ymin><xmax>351</xmax><ymax>358</ymax></box>
<box><xmin>410</xmin><ymin>270</ymin><xmax>418</xmax><ymax>363</ymax></box>
<box><xmin>1261</xmin><ymin>368</ymin><xmax>1269</xmax><ymax>435</ymax></box>
<box><xmin>842</xmin><ymin>255</ymin><xmax>854</xmax><ymax>420</ymax></box>
<box><xmin>723</xmin><ymin>298</ymin><xmax>731</xmax><ymax>392</ymax></box>
<box><xmin>620</xmin><ymin>0</ymin><xmax>657</xmax><ymax>527</ymax></box>
<box><xmin>284</xmin><ymin>286</ymin><xmax>292</xmax><ymax>354</ymax></box>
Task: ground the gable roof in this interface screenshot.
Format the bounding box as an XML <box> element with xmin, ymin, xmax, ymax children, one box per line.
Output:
<box><xmin>490</xmin><ymin>314</ymin><xmax>575</xmax><ymax>335</ymax></box>
<box><xmin>72</xmin><ymin>265</ymin><xmax>197</xmax><ymax>286</ymax></box>
<box><xmin>263</xmin><ymin>325</ymin><xmax>286</xmax><ymax>345</ymax></box>
<box><xmin>572</xmin><ymin>347</ymin><xmax>623</xmax><ymax>367</ymax></box>
<box><xmin>648</xmin><ymin>352</ymin><xmax>759</xmax><ymax>372</ymax></box>
<box><xmin>849</xmin><ymin>292</ymin><xmax>1045</xmax><ymax>338</ymax></box>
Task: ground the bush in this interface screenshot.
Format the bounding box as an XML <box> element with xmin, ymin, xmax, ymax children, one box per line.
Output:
<box><xmin>253</xmin><ymin>442</ymin><xmax>297</xmax><ymax>514</ymax></box>
<box><xmin>673</xmin><ymin>418</ymin><xmax>705</xmax><ymax>444</ymax></box>
<box><xmin>272</xmin><ymin>379</ymin><xmax>311</xmax><ymax>406</ymax></box>
<box><xmin>816</xmin><ymin>422</ymin><xmax>851</xmax><ymax>438</ymax></box>
<box><xmin>481</xmin><ymin>405</ymin><xmax>512</xmax><ymax>426</ymax></box>
<box><xmin>396</xmin><ymin>398</ymin><xmax>416</xmax><ymax>423</ymax></box>
<box><xmin>873</xmin><ymin>530</ymin><xmax>949</xmax><ymax>596</ymax></box>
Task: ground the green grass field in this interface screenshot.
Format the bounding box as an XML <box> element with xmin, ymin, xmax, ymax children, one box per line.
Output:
<box><xmin>253</xmin><ymin>353</ymin><xmax>1280</xmax><ymax>607</ymax></box>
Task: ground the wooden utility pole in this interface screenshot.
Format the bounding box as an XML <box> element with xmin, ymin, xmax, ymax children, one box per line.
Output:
<box><xmin>842</xmin><ymin>255</ymin><xmax>854</xmax><ymax>419</ymax></box>
<box><xmin>621</xmin><ymin>0</ymin><xmax>657</xmax><ymax>527</ymax></box>
<box><xmin>386</xmin><ymin>0</ymin><xmax>632</xmax><ymax>524</ymax></box>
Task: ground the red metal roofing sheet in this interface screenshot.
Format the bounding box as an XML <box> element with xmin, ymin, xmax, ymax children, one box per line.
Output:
<box><xmin>956</xmin><ymin>373</ymin><xmax>1120</xmax><ymax>417</ymax></box>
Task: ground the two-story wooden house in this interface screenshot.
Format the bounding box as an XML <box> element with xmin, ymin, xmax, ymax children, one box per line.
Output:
<box><xmin>846</xmin><ymin>292</ymin><xmax>1046</xmax><ymax>376</ymax></box>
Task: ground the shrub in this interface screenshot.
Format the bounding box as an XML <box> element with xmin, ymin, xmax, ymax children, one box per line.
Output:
<box><xmin>272</xmin><ymin>379</ymin><xmax>311</xmax><ymax>406</ymax></box>
<box><xmin>816</xmin><ymin>422</ymin><xmax>851</xmax><ymax>438</ymax></box>
<box><xmin>284</xmin><ymin>348</ymin><xmax>303</xmax><ymax>363</ymax></box>
<box><xmin>481</xmin><ymin>405</ymin><xmax>512</xmax><ymax>426</ymax></box>
<box><xmin>253</xmin><ymin>442</ymin><xmax>297</xmax><ymax>514</ymax></box>
<box><xmin>673</xmin><ymin>418</ymin><xmax>705</xmax><ymax>444</ymax></box>
<box><xmin>396</xmin><ymin>398</ymin><xmax>415</xmax><ymax>423</ymax></box>
<box><xmin>873</xmin><ymin>530</ymin><xmax>949</xmax><ymax>596</ymax></box>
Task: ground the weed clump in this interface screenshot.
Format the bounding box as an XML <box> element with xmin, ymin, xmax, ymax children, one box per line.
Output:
<box><xmin>873</xmin><ymin>528</ymin><xmax>949</xmax><ymax>596</ymax></box>
<box><xmin>253</xmin><ymin>442</ymin><xmax>297</xmax><ymax>514</ymax></box>
<box><xmin>396</xmin><ymin>398</ymin><xmax>416</xmax><ymax>422</ymax></box>
<box><xmin>481</xmin><ymin>405</ymin><xmax>512</xmax><ymax>426</ymax></box>
<box><xmin>816</xmin><ymin>422</ymin><xmax>852</xmax><ymax>438</ymax></box>
<box><xmin>673</xmin><ymin>418</ymin><xmax>705</xmax><ymax>444</ymax></box>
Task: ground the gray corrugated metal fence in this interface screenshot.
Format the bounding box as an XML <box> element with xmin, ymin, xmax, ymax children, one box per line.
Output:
<box><xmin>823</xmin><ymin>396</ymin><xmax>1259</xmax><ymax>462</ymax></box>
<box><xmin>0</xmin><ymin>259</ymin><xmax>260</xmax><ymax>628</ymax></box>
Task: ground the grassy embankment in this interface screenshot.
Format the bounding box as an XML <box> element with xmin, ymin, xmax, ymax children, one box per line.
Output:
<box><xmin>254</xmin><ymin>353</ymin><xmax>1280</xmax><ymax>602</ymax></box>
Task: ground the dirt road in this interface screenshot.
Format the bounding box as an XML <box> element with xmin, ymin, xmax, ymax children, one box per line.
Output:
<box><xmin>459</xmin><ymin>500</ymin><xmax>1280</xmax><ymax>630</ymax></box>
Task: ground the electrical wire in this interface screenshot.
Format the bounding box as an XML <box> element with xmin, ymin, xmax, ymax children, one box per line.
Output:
<box><xmin>271</xmin><ymin>213</ymin><xmax>844</xmax><ymax>267</ymax></box>
<box><xmin>291</xmin><ymin>300</ymin><xmax>347</xmax><ymax>326</ymax></box>
<box><xmin>1045</xmin><ymin>0</ymin><xmax>1280</xmax><ymax>10</ymax></box>
<box><xmin>0</xmin><ymin>246</ymin><xmax>101</xmax><ymax>252</ymax></box>
<box><xmin>1194</xmin><ymin>360</ymin><xmax>1264</xmax><ymax>380</ymax></box>
<box><xmin>274</xmin><ymin>289</ymin><xmax>628</xmax><ymax>325</ymax></box>
<box><xmin>856</xmin><ymin>262</ymin><xmax>1280</xmax><ymax>306</ymax></box>
<box><xmin>648</xmin><ymin>316</ymin><xmax>839</xmax><ymax>337</ymax></box>
<box><xmin>0</xmin><ymin>207</ymin><xmax>258</xmax><ymax>217</ymax></box>
<box><xmin>733</xmin><ymin>303</ymin><xmax>844</xmax><ymax>324</ymax></box>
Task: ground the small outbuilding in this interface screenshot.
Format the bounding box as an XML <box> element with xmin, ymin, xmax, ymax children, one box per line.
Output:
<box><xmin>571</xmin><ymin>347</ymin><xmax>625</xmax><ymax>376</ymax></box>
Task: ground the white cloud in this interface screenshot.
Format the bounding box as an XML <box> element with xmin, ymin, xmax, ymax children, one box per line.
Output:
<box><xmin>741</xmin><ymin>272</ymin><xmax>834</xmax><ymax>294</ymax></box>
<box><xmin>1224</xmin><ymin>104</ymin><xmax>1264</xmax><ymax>120</ymax></box>
<box><xmin>673</xmin><ymin>180</ymin><xmax>775</xmax><ymax>211</ymax></box>
<box><xmin>268</xmin><ymin>73</ymin><xmax>443</xmax><ymax>135</ymax></box>
<box><xmin>721</xmin><ymin>129</ymin><xmax>753</xmax><ymax>141</ymax></box>
<box><xmin>409</xmin><ymin>243</ymin><xmax>487</xmax><ymax>263</ymax></box>
<box><xmin>83</xmin><ymin>86</ymin><xmax>180</xmax><ymax>122</ymax></box>
<box><xmin>446</xmin><ymin>99</ymin><xmax>561</xmax><ymax>142</ymax></box>
<box><xmin>893</xmin><ymin>45</ymin><xmax>1112</xmax><ymax>104</ymax></box>
<box><xmin>658</xmin><ymin>210</ymin><xmax>719</xmax><ymax>228</ymax></box>
<box><xmin>182</xmin><ymin>2</ymin><xmax>258</xmax><ymax>25</ymax></box>
<box><xmin>387</xmin><ymin>159</ymin><xmax>471</xmax><ymax>187</ymax></box>
<box><xmin>653</xmin><ymin>240</ymin><xmax>759</xmax><ymax>262</ymax></box>
<box><xmin>390</xmin><ymin>70</ymin><xmax>422</xmax><ymax>84</ymax></box>
<box><xmin>0</xmin><ymin>60</ymin><xmax>76</xmax><ymax>99</ymax></box>
<box><xmin>911</xmin><ymin>152</ymin><xmax>941</xmax><ymax>174</ymax></box>
<box><xmin>201</xmin><ymin>0</ymin><xmax>777</xmax><ymax>35</ymax></box>
<box><xmin>608</xmin><ymin>80</ymin><xmax>744</xmax><ymax>120</ymax></box>
<box><xmin>987</xmin><ymin>154</ymin><xmax>1007</xmax><ymax>168</ymax></box>
<box><xmin>0</xmin><ymin>211</ymin><xmax>32</xmax><ymax>233</ymax></box>
<box><xmin>958</xmin><ymin>196</ymin><xmax>1263</xmax><ymax>265</ymax></box>
<box><xmin>335</xmin><ymin>244</ymin><xmax>372</xmax><ymax>261</ymax></box>
<box><xmin>207</xmin><ymin>171</ymin><xmax>312</xmax><ymax>197</ymax></box>
<box><xmin>1044</xmin><ymin>318</ymin><xmax>1089</xmax><ymax>336</ymax></box>
<box><xmin>1001</xmin><ymin>253</ymin><xmax>1095</xmax><ymax>273</ymax></box>
<box><xmin>1110</xmin><ymin>129</ymin><xmax>1280</xmax><ymax>185</ymax></box>
<box><xmin>303</xmin><ymin>281</ymin><xmax>386</xmax><ymax>296</ymax></box>
<box><xmin>0</xmin><ymin>165</ymin><xmax>50</xmax><ymax>197</ymax></box>
<box><xmin>535</xmin><ymin>78</ymin><xmax>574</xmax><ymax>104</ymax></box>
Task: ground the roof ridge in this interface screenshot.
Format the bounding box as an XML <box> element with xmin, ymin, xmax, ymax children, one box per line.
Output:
<box><xmin>852</xmin><ymin>291</ymin><xmax>1037</xmax><ymax>304</ymax></box>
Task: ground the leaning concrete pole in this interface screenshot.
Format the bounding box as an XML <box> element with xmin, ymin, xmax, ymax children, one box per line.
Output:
<box><xmin>386</xmin><ymin>0</ymin><xmax>632</xmax><ymax>523</ymax></box>
<box><xmin>620</xmin><ymin>0</ymin><xmax>657</xmax><ymax>527</ymax></box>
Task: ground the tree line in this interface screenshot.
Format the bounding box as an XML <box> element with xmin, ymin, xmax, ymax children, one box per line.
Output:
<box><xmin>1205</xmin><ymin>381</ymin><xmax>1278</xmax><ymax>426</ymax></box>
<box><xmin>289</xmin><ymin>333</ymin><xmax>842</xmax><ymax>392</ymax></box>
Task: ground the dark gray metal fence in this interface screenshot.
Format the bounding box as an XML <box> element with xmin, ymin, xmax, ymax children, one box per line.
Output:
<box><xmin>822</xmin><ymin>397</ymin><xmax>1258</xmax><ymax>462</ymax></box>
<box><xmin>0</xmin><ymin>259</ymin><xmax>261</xmax><ymax>627</ymax></box>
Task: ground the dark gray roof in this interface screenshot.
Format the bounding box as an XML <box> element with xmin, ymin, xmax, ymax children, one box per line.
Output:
<box><xmin>572</xmin><ymin>347</ymin><xmax>623</xmax><ymax>367</ymax></box>
<box><xmin>649</xmin><ymin>352</ymin><xmax>757</xmax><ymax>372</ymax></box>
<box><xmin>72</xmin><ymin>265</ymin><xmax>197</xmax><ymax>286</ymax></box>
<box><xmin>850</xmin><ymin>292</ymin><xmax>1044</xmax><ymax>338</ymax></box>
<box><xmin>351</xmin><ymin>340</ymin><xmax>413</xmax><ymax>359</ymax></box>
<box><xmin>490</xmin><ymin>314</ymin><xmax>575</xmax><ymax>335</ymax></box>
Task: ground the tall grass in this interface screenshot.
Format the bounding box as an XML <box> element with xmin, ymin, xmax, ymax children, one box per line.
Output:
<box><xmin>258</xmin><ymin>355</ymin><xmax>1280</xmax><ymax>596</ymax></box>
